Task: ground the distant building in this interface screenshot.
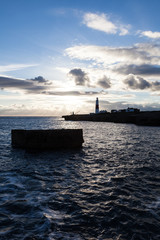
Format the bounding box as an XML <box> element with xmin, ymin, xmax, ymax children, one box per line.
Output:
<box><xmin>111</xmin><ymin>110</ymin><xmax>118</xmax><ymax>113</ymax></box>
<box><xmin>126</xmin><ymin>107</ymin><xmax>140</xmax><ymax>113</ymax></box>
<box><xmin>118</xmin><ymin>109</ymin><xmax>126</xmax><ymax>112</ymax></box>
<box><xmin>99</xmin><ymin>110</ymin><xmax>107</xmax><ymax>113</ymax></box>
<box><xmin>111</xmin><ymin>107</ymin><xmax>140</xmax><ymax>113</ymax></box>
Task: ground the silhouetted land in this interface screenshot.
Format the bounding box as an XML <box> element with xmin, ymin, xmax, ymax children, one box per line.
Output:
<box><xmin>62</xmin><ymin>111</ymin><xmax>160</xmax><ymax>126</ymax></box>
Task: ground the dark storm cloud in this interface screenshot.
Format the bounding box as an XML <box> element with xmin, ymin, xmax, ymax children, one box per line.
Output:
<box><xmin>124</xmin><ymin>74</ymin><xmax>160</xmax><ymax>91</ymax></box>
<box><xmin>97</xmin><ymin>75</ymin><xmax>111</xmax><ymax>89</ymax></box>
<box><xmin>115</xmin><ymin>64</ymin><xmax>160</xmax><ymax>76</ymax></box>
<box><xmin>0</xmin><ymin>76</ymin><xmax>50</xmax><ymax>93</ymax></box>
<box><xmin>69</xmin><ymin>68</ymin><xmax>90</xmax><ymax>86</ymax></box>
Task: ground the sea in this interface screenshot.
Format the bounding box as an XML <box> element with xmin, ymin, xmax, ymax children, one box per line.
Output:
<box><xmin>0</xmin><ymin>116</ymin><xmax>160</xmax><ymax>240</ymax></box>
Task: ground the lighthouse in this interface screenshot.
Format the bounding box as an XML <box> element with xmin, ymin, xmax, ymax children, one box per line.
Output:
<box><xmin>95</xmin><ymin>97</ymin><xmax>99</xmax><ymax>114</ymax></box>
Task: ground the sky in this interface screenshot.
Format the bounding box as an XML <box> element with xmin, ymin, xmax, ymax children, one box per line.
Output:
<box><xmin>1</xmin><ymin>0</ymin><xmax>160</xmax><ymax>116</ymax></box>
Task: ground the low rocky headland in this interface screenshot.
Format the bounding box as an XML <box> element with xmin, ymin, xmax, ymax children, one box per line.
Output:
<box><xmin>62</xmin><ymin>111</ymin><xmax>160</xmax><ymax>126</ymax></box>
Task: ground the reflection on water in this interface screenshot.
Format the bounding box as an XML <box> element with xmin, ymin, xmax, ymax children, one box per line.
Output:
<box><xmin>0</xmin><ymin>117</ymin><xmax>160</xmax><ymax>239</ymax></box>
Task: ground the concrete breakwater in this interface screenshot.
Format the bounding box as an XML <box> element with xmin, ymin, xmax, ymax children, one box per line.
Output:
<box><xmin>11</xmin><ymin>129</ymin><xmax>84</xmax><ymax>150</ymax></box>
<box><xmin>62</xmin><ymin>111</ymin><xmax>160</xmax><ymax>126</ymax></box>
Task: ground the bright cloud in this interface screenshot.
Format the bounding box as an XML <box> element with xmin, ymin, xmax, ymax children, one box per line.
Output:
<box><xmin>1</xmin><ymin>4</ymin><xmax>160</xmax><ymax>116</ymax></box>
<box><xmin>0</xmin><ymin>103</ymin><xmax>66</xmax><ymax>116</ymax></box>
<box><xmin>141</xmin><ymin>31</ymin><xmax>160</xmax><ymax>39</ymax></box>
<box><xmin>119</xmin><ymin>25</ymin><xmax>130</xmax><ymax>36</ymax></box>
<box><xmin>83</xmin><ymin>12</ymin><xmax>129</xmax><ymax>35</ymax></box>
<box><xmin>0</xmin><ymin>64</ymin><xmax>37</xmax><ymax>73</ymax></box>
<box><xmin>83</xmin><ymin>13</ymin><xmax>117</xmax><ymax>34</ymax></box>
<box><xmin>66</xmin><ymin>43</ymin><xmax>160</xmax><ymax>66</ymax></box>
<box><xmin>66</xmin><ymin>43</ymin><xmax>160</xmax><ymax>94</ymax></box>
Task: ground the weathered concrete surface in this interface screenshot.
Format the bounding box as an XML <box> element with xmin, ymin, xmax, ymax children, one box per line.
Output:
<box><xmin>11</xmin><ymin>129</ymin><xmax>84</xmax><ymax>150</ymax></box>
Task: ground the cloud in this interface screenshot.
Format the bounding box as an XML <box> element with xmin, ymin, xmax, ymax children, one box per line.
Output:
<box><xmin>0</xmin><ymin>104</ymin><xmax>66</xmax><ymax>116</ymax></box>
<box><xmin>68</xmin><ymin>68</ymin><xmax>90</xmax><ymax>86</ymax></box>
<box><xmin>0</xmin><ymin>75</ymin><xmax>108</xmax><ymax>96</ymax></box>
<box><xmin>115</xmin><ymin>64</ymin><xmax>160</xmax><ymax>76</ymax></box>
<box><xmin>119</xmin><ymin>25</ymin><xmax>130</xmax><ymax>36</ymax></box>
<box><xmin>151</xmin><ymin>81</ymin><xmax>160</xmax><ymax>91</ymax></box>
<box><xmin>66</xmin><ymin>43</ymin><xmax>160</xmax><ymax>66</ymax></box>
<box><xmin>124</xmin><ymin>74</ymin><xmax>160</xmax><ymax>91</ymax></box>
<box><xmin>98</xmin><ymin>100</ymin><xmax>160</xmax><ymax>112</ymax></box>
<box><xmin>83</xmin><ymin>12</ymin><xmax>129</xmax><ymax>35</ymax></box>
<box><xmin>0</xmin><ymin>76</ymin><xmax>51</xmax><ymax>93</ymax></box>
<box><xmin>30</xmin><ymin>76</ymin><xmax>52</xmax><ymax>85</ymax></box>
<box><xmin>141</xmin><ymin>31</ymin><xmax>160</xmax><ymax>39</ymax></box>
<box><xmin>43</xmin><ymin>90</ymin><xmax>107</xmax><ymax>96</ymax></box>
<box><xmin>83</xmin><ymin>13</ymin><xmax>117</xmax><ymax>34</ymax></box>
<box><xmin>66</xmin><ymin>43</ymin><xmax>160</xmax><ymax>93</ymax></box>
<box><xmin>97</xmin><ymin>75</ymin><xmax>111</xmax><ymax>89</ymax></box>
<box><xmin>1</xmin><ymin>99</ymin><xmax>160</xmax><ymax>116</ymax></box>
<box><xmin>0</xmin><ymin>64</ymin><xmax>37</xmax><ymax>73</ymax></box>
<box><xmin>124</xmin><ymin>75</ymin><xmax>151</xmax><ymax>90</ymax></box>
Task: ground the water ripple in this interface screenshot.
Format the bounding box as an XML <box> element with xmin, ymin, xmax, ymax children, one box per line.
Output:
<box><xmin>0</xmin><ymin>117</ymin><xmax>159</xmax><ymax>239</ymax></box>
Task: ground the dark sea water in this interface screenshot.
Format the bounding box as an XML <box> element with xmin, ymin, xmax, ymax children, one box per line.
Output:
<box><xmin>0</xmin><ymin>117</ymin><xmax>160</xmax><ymax>240</ymax></box>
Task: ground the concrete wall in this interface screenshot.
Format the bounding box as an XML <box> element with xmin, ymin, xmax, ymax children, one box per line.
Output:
<box><xmin>12</xmin><ymin>129</ymin><xmax>84</xmax><ymax>150</ymax></box>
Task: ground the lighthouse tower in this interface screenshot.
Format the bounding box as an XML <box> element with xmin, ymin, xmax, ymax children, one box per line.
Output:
<box><xmin>95</xmin><ymin>97</ymin><xmax>99</xmax><ymax>114</ymax></box>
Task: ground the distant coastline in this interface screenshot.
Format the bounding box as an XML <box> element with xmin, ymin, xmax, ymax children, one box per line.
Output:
<box><xmin>62</xmin><ymin>98</ymin><xmax>160</xmax><ymax>126</ymax></box>
<box><xmin>62</xmin><ymin>111</ymin><xmax>160</xmax><ymax>126</ymax></box>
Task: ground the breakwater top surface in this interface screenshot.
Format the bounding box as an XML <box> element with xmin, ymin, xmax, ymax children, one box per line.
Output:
<box><xmin>12</xmin><ymin>129</ymin><xmax>84</xmax><ymax>149</ymax></box>
<box><xmin>0</xmin><ymin>117</ymin><xmax>160</xmax><ymax>239</ymax></box>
